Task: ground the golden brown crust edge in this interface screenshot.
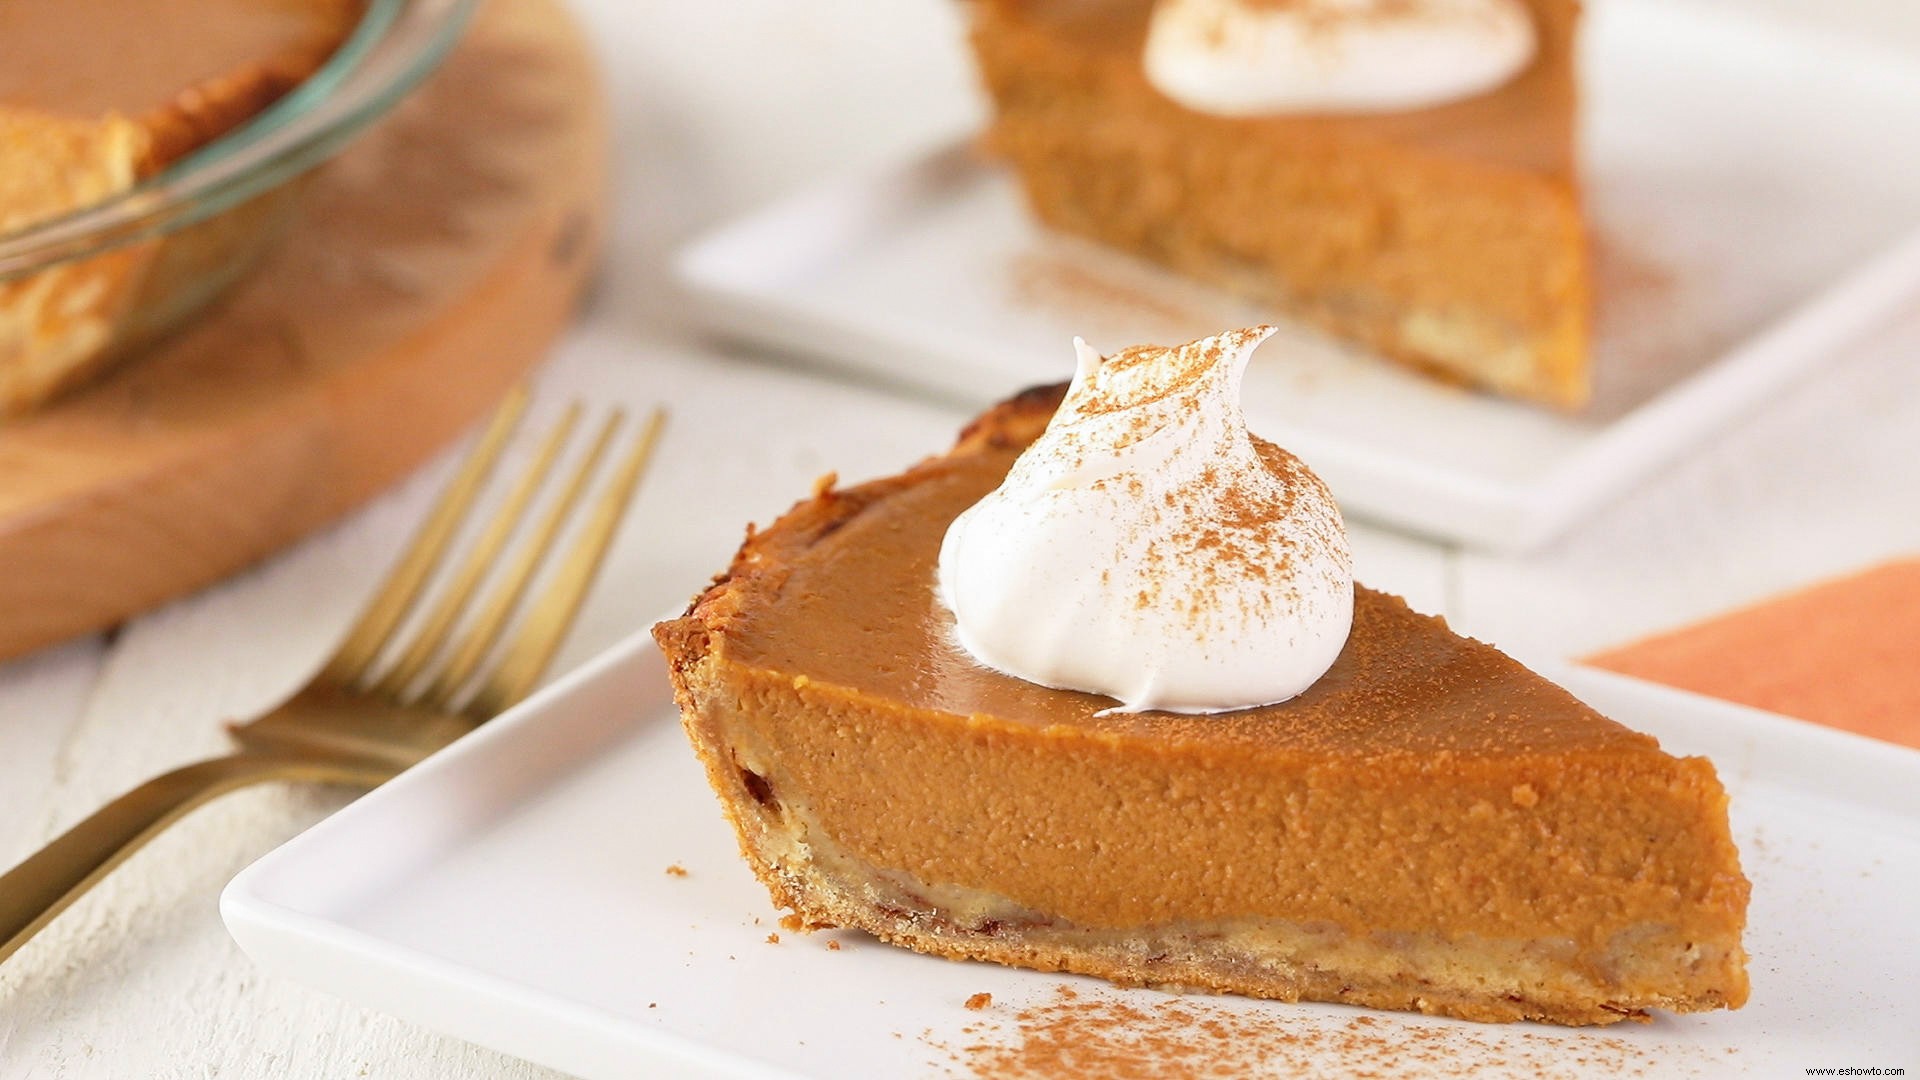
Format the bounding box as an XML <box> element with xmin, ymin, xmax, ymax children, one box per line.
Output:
<box><xmin>137</xmin><ymin>26</ymin><xmax>354</xmax><ymax>176</ymax></box>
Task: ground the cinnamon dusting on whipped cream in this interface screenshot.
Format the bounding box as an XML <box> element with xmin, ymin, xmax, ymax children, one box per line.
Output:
<box><xmin>937</xmin><ymin>327</ymin><xmax>1353</xmax><ymax>714</ymax></box>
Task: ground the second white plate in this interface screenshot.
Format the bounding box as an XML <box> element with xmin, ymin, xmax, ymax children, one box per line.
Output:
<box><xmin>675</xmin><ymin>0</ymin><xmax>1920</xmax><ymax>552</ymax></box>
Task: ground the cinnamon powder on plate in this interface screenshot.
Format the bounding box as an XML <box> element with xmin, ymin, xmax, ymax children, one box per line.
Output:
<box><xmin>930</xmin><ymin>985</ymin><xmax>1730</xmax><ymax>1079</ymax></box>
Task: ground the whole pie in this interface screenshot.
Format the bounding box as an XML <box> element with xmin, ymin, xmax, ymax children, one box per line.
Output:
<box><xmin>967</xmin><ymin>0</ymin><xmax>1591</xmax><ymax>408</ymax></box>
<box><xmin>654</xmin><ymin>383</ymin><xmax>1749</xmax><ymax>1026</ymax></box>
<box><xmin>0</xmin><ymin>0</ymin><xmax>364</xmax><ymax>413</ymax></box>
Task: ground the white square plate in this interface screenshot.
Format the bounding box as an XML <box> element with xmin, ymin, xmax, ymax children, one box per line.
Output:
<box><xmin>223</xmin><ymin>625</ymin><xmax>1920</xmax><ymax>1079</ymax></box>
<box><xmin>674</xmin><ymin>0</ymin><xmax>1920</xmax><ymax>552</ymax></box>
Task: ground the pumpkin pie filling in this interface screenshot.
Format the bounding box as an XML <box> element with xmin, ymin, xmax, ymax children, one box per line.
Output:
<box><xmin>654</xmin><ymin>381</ymin><xmax>1750</xmax><ymax>1026</ymax></box>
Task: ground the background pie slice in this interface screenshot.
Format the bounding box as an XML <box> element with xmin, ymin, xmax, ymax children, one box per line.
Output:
<box><xmin>654</xmin><ymin>383</ymin><xmax>1749</xmax><ymax>1026</ymax></box>
<box><xmin>967</xmin><ymin>0</ymin><xmax>1591</xmax><ymax>408</ymax></box>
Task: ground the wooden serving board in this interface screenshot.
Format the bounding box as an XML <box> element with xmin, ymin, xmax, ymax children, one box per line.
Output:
<box><xmin>0</xmin><ymin>0</ymin><xmax>605</xmax><ymax>662</ymax></box>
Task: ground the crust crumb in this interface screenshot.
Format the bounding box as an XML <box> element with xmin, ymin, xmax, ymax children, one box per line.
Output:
<box><xmin>664</xmin><ymin>864</ymin><xmax>688</xmax><ymax>877</ymax></box>
<box><xmin>766</xmin><ymin>933</ymin><xmax>781</xmax><ymax>945</ymax></box>
<box><xmin>780</xmin><ymin>914</ymin><xmax>804</xmax><ymax>932</ymax></box>
<box><xmin>826</xmin><ymin>940</ymin><xmax>842</xmax><ymax>951</ymax></box>
<box><xmin>965</xmin><ymin>992</ymin><xmax>993</xmax><ymax>1011</ymax></box>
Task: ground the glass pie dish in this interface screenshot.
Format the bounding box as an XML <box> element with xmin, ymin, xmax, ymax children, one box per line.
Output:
<box><xmin>0</xmin><ymin>0</ymin><xmax>478</xmax><ymax>416</ymax></box>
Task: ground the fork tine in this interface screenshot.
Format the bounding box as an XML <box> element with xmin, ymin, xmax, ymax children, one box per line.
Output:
<box><xmin>413</xmin><ymin>408</ymin><xmax>626</xmax><ymax>709</ymax></box>
<box><xmin>319</xmin><ymin>386</ymin><xmax>529</xmax><ymax>688</ymax></box>
<box><xmin>465</xmin><ymin>408</ymin><xmax>667</xmax><ymax>719</ymax></box>
<box><xmin>368</xmin><ymin>405</ymin><xmax>584</xmax><ymax>700</ymax></box>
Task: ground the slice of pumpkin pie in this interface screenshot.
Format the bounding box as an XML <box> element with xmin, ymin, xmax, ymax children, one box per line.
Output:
<box><xmin>653</xmin><ymin>328</ymin><xmax>1748</xmax><ymax>1025</ymax></box>
<box><xmin>967</xmin><ymin>0</ymin><xmax>1591</xmax><ymax>407</ymax></box>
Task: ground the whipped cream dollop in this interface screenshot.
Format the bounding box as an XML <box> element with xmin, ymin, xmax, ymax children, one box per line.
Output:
<box><xmin>1142</xmin><ymin>0</ymin><xmax>1537</xmax><ymax>115</ymax></box>
<box><xmin>937</xmin><ymin>327</ymin><xmax>1353</xmax><ymax>714</ymax></box>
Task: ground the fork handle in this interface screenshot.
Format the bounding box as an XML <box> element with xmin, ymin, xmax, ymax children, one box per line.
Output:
<box><xmin>0</xmin><ymin>752</ymin><xmax>392</xmax><ymax>967</ymax></box>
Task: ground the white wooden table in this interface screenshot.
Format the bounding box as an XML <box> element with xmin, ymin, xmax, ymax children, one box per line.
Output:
<box><xmin>4</xmin><ymin>1</ymin><xmax>1918</xmax><ymax>1075</ymax></box>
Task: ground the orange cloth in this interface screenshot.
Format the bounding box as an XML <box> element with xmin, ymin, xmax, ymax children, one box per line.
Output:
<box><xmin>1584</xmin><ymin>557</ymin><xmax>1920</xmax><ymax>750</ymax></box>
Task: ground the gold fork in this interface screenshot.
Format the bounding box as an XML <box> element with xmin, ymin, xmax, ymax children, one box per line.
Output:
<box><xmin>0</xmin><ymin>388</ymin><xmax>666</xmax><ymax>966</ymax></box>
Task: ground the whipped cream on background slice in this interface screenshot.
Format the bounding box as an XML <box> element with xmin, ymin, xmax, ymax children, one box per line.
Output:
<box><xmin>937</xmin><ymin>327</ymin><xmax>1353</xmax><ymax>714</ymax></box>
<box><xmin>1143</xmin><ymin>0</ymin><xmax>1537</xmax><ymax>115</ymax></box>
